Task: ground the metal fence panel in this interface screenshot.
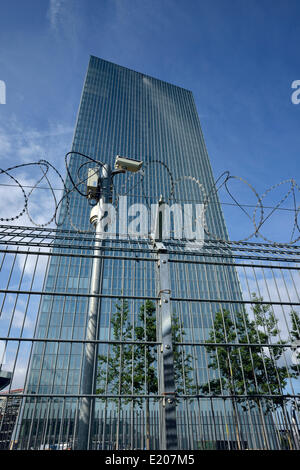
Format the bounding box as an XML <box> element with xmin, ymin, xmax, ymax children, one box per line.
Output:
<box><xmin>0</xmin><ymin>225</ymin><xmax>299</xmax><ymax>450</ymax></box>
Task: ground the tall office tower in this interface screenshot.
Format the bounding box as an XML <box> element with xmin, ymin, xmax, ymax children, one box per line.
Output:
<box><xmin>17</xmin><ymin>57</ymin><xmax>246</xmax><ymax>450</ymax></box>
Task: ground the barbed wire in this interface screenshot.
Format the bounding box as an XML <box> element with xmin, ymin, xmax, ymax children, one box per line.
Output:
<box><xmin>0</xmin><ymin>181</ymin><xmax>299</xmax><ymax>213</ymax></box>
<box><xmin>0</xmin><ymin>153</ymin><xmax>299</xmax><ymax>245</ymax></box>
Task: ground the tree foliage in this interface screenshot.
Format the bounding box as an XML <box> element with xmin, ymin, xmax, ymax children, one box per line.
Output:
<box><xmin>199</xmin><ymin>293</ymin><xmax>300</xmax><ymax>411</ymax></box>
<box><xmin>96</xmin><ymin>299</ymin><xmax>196</xmax><ymax>405</ymax></box>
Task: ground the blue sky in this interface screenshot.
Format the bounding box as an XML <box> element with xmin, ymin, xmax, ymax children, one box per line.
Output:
<box><xmin>0</xmin><ymin>0</ymin><xmax>299</xmax><ymax>391</ymax></box>
<box><xmin>0</xmin><ymin>0</ymin><xmax>299</xmax><ymax>242</ymax></box>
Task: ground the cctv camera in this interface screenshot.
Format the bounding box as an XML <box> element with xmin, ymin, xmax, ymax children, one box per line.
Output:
<box><xmin>114</xmin><ymin>155</ymin><xmax>143</xmax><ymax>173</ymax></box>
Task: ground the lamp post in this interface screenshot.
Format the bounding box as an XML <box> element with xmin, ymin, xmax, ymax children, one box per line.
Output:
<box><xmin>76</xmin><ymin>156</ymin><xmax>142</xmax><ymax>450</ymax></box>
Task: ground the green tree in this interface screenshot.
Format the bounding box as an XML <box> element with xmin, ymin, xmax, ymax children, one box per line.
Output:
<box><xmin>199</xmin><ymin>293</ymin><xmax>299</xmax><ymax>413</ymax></box>
<box><xmin>290</xmin><ymin>310</ymin><xmax>300</xmax><ymax>342</ymax></box>
<box><xmin>96</xmin><ymin>299</ymin><xmax>132</xmax><ymax>397</ymax></box>
<box><xmin>96</xmin><ymin>299</ymin><xmax>196</xmax><ymax>449</ymax></box>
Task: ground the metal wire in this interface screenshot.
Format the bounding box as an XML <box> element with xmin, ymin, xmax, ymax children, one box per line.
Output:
<box><xmin>1</xmin><ymin>156</ymin><xmax>300</xmax><ymax>243</ymax></box>
<box><xmin>0</xmin><ymin>226</ymin><xmax>300</xmax><ymax>450</ymax></box>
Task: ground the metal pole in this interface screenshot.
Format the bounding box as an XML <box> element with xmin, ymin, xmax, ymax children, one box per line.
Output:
<box><xmin>76</xmin><ymin>164</ymin><xmax>112</xmax><ymax>450</ymax></box>
<box><xmin>153</xmin><ymin>198</ymin><xmax>178</xmax><ymax>449</ymax></box>
<box><xmin>156</xmin><ymin>244</ymin><xmax>178</xmax><ymax>449</ymax></box>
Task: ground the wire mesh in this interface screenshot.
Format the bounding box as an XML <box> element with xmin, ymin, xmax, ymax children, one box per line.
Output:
<box><xmin>0</xmin><ymin>225</ymin><xmax>299</xmax><ymax>450</ymax></box>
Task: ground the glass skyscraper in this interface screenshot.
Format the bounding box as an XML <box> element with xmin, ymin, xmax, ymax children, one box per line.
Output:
<box><xmin>17</xmin><ymin>56</ymin><xmax>249</xmax><ymax>450</ymax></box>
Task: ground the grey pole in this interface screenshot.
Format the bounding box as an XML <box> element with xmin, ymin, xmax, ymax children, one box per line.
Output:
<box><xmin>156</xmin><ymin>245</ymin><xmax>178</xmax><ymax>450</ymax></box>
<box><xmin>153</xmin><ymin>197</ymin><xmax>178</xmax><ymax>449</ymax></box>
<box><xmin>76</xmin><ymin>164</ymin><xmax>112</xmax><ymax>450</ymax></box>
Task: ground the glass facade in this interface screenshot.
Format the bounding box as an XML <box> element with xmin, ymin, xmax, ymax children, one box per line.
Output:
<box><xmin>18</xmin><ymin>56</ymin><xmax>248</xmax><ymax>448</ymax></box>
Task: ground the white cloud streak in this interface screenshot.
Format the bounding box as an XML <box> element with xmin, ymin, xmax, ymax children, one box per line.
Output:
<box><xmin>47</xmin><ymin>0</ymin><xmax>65</xmax><ymax>31</ymax></box>
<box><xmin>0</xmin><ymin>116</ymin><xmax>72</xmax><ymax>226</ymax></box>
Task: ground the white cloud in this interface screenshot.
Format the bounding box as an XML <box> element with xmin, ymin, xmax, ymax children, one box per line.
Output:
<box><xmin>0</xmin><ymin>116</ymin><xmax>73</xmax><ymax>166</ymax></box>
<box><xmin>15</xmin><ymin>250</ymin><xmax>49</xmax><ymax>281</ymax></box>
<box><xmin>0</xmin><ymin>132</ymin><xmax>11</xmax><ymax>155</ymax></box>
<box><xmin>46</xmin><ymin>0</ymin><xmax>82</xmax><ymax>52</ymax></box>
<box><xmin>237</xmin><ymin>266</ymin><xmax>300</xmax><ymax>342</ymax></box>
<box><xmin>5</xmin><ymin>308</ymin><xmax>35</xmax><ymax>331</ymax></box>
<box><xmin>0</xmin><ymin>169</ymin><xmax>63</xmax><ymax>227</ymax></box>
<box><xmin>47</xmin><ymin>0</ymin><xmax>64</xmax><ymax>31</ymax></box>
<box><xmin>18</xmin><ymin>143</ymin><xmax>44</xmax><ymax>160</ymax></box>
<box><xmin>0</xmin><ymin>116</ymin><xmax>72</xmax><ymax>227</ymax></box>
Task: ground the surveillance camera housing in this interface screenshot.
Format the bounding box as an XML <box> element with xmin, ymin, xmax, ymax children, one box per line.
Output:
<box><xmin>86</xmin><ymin>167</ymin><xmax>100</xmax><ymax>199</ymax></box>
<box><xmin>114</xmin><ymin>155</ymin><xmax>143</xmax><ymax>173</ymax></box>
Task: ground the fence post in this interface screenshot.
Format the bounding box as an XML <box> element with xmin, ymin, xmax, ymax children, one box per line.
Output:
<box><xmin>155</xmin><ymin>241</ymin><xmax>178</xmax><ymax>450</ymax></box>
